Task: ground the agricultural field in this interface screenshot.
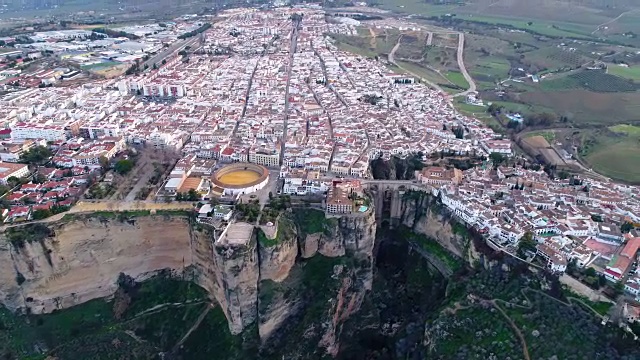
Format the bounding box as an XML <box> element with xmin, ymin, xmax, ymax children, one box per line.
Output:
<box><xmin>519</xmin><ymin>90</ymin><xmax>640</xmax><ymax>126</ymax></box>
<box><xmin>568</xmin><ymin>70</ymin><xmax>638</xmax><ymax>92</ymax></box>
<box><xmin>536</xmin><ymin>70</ymin><xmax>639</xmax><ymax>93</ymax></box>
<box><xmin>396</xmin><ymin>60</ymin><xmax>449</xmax><ymax>86</ymax></box>
<box><xmin>452</xmin><ymin>99</ymin><xmax>503</xmax><ymax>132</ymax></box>
<box><xmin>445</xmin><ymin>70</ymin><xmax>469</xmax><ymax>89</ymax></box>
<box><xmin>376</xmin><ymin>0</ymin><xmax>636</xmax><ymax>40</ymax></box>
<box><xmin>579</xmin><ymin>126</ymin><xmax>640</xmax><ymax>183</ymax></box>
<box><xmin>607</xmin><ymin>64</ymin><xmax>640</xmax><ymax>81</ymax></box>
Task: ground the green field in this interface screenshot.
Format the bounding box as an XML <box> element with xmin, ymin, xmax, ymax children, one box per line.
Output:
<box><xmin>585</xmin><ymin>139</ymin><xmax>640</xmax><ymax>183</ymax></box>
<box><xmin>579</xmin><ymin>125</ymin><xmax>640</xmax><ymax>182</ymax></box>
<box><xmin>525</xmin><ymin>130</ymin><xmax>556</xmax><ymax>143</ymax></box>
<box><xmin>611</xmin><ymin>124</ymin><xmax>640</xmax><ymax>136</ymax></box>
<box><xmin>452</xmin><ymin>100</ymin><xmax>503</xmax><ymax>132</ymax></box>
<box><xmin>520</xmin><ymin>90</ymin><xmax>640</xmax><ymax>126</ymax></box>
<box><xmin>333</xmin><ymin>41</ymin><xmax>376</xmax><ymax>58</ymax></box>
<box><xmin>444</xmin><ymin>71</ymin><xmax>469</xmax><ymax>89</ymax></box>
<box><xmin>539</xmin><ymin>70</ymin><xmax>638</xmax><ymax>92</ymax></box>
<box><xmin>607</xmin><ymin>64</ymin><xmax>640</xmax><ymax>81</ymax></box>
<box><xmin>469</xmin><ymin>56</ymin><xmax>511</xmax><ymax>87</ymax></box>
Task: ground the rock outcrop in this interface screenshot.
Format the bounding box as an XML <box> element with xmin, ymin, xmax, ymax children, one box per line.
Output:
<box><xmin>0</xmin><ymin>206</ymin><xmax>379</xmax><ymax>356</ymax></box>
<box><xmin>400</xmin><ymin>191</ymin><xmax>466</xmax><ymax>257</ymax></box>
<box><xmin>212</xmin><ymin>228</ymin><xmax>260</xmax><ymax>335</ymax></box>
<box><xmin>0</xmin><ymin>215</ymin><xmax>194</xmax><ymax>313</ymax></box>
<box><xmin>300</xmin><ymin>210</ymin><xmax>377</xmax><ymax>262</ymax></box>
<box><xmin>191</xmin><ymin>221</ymin><xmax>259</xmax><ymax>335</ymax></box>
<box><xmin>258</xmin><ymin>219</ymin><xmax>298</xmax><ymax>283</ymax></box>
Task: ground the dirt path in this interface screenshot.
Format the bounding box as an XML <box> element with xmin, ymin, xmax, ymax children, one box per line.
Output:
<box><xmin>592</xmin><ymin>9</ymin><xmax>639</xmax><ymax>35</ymax></box>
<box><xmin>368</xmin><ymin>27</ymin><xmax>377</xmax><ymax>49</ymax></box>
<box><xmin>388</xmin><ymin>35</ymin><xmax>445</xmax><ymax>93</ymax></box>
<box><xmin>387</xmin><ymin>34</ymin><xmax>402</xmax><ymax>64</ymax></box>
<box><xmin>453</xmin><ymin>32</ymin><xmax>477</xmax><ymax>98</ymax></box>
<box><xmin>490</xmin><ymin>299</ymin><xmax>531</xmax><ymax>360</ymax></box>
<box><xmin>171</xmin><ymin>303</ymin><xmax>212</xmax><ymax>353</ymax></box>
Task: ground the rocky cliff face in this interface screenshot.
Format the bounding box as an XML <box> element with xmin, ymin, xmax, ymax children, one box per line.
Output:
<box><xmin>0</xmin><ymin>215</ymin><xmax>194</xmax><ymax>313</ymax></box>
<box><xmin>190</xmin><ymin>222</ymin><xmax>259</xmax><ymax>335</ymax></box>
<box><xmin>301</xmin><ymin>210</ymin><xmax>377</xmax><ymax>261</ymax></box>
<box><xmin>272</xmin><ymin>209</ymin><xmax>376</xmax><ymax>355</ymax></box>
<box><xmin>258</xmin><ymin>219</ymin><xmax>298</xmax><ymax>283</ymax></box>
<box><xmin>0</xmin><ymin>208</ymin><xmax>378</xmax><ymax>357</ymax></box>
<box><xmin>399</xmin><ymin>191</ymin><xmax>466</xmax><ymax>258</ymax></box>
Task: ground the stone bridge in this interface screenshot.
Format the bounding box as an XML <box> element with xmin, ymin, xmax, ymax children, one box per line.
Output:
<box><xmin>361</xmin><ymin>180</ymin><xmax>432</xmax><ymax>224</ymax></box>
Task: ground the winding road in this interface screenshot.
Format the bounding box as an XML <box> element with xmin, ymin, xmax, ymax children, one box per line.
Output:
<box><xmin>452</xmin><ymin>33</ymin><xmax>477</xmax><ymax>98</ymax></box>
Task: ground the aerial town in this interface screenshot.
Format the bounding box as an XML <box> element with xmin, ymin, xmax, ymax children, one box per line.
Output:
<box><xmin>1</xmin><ymin>5</ymin><xmax>640</xmax><ymax>325</ymax></box>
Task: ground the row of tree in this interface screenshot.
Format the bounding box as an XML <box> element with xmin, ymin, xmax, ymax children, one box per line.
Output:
<box><xmin>178</xmin><ymin>23</ymin><xmax>211</xmax><ymax>40</ymax></box>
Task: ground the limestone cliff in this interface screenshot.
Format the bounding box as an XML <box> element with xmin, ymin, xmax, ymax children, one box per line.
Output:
<box><xmin>0</xmin><ymin>215</ymin><xmax>193</xmax><ymax>313</ymax></box>
<box><xmin>191</xmin><ymin>222</ymin><xmax>259</xmax><ymax>335</ymax></box>
<box><xmin>258</xmin><ymin>218</ymin><xmax>298</xmax><ymax>283</ymax></box>
<box><xmin>300</xmin><ymin>210</ymin><xmax>377</xmax><ymax>261</ymax></box>
<box><xmin>275</xmin><ymin>209</ymin><xmax>377</xmax><ymax>355</ymax></box>
<box><xmin>0</xmin><ymin>208</ymin><xmax>378</xmax><ymax>357</ymax></box>
<box><xmin>399</xmin><ymin>191</ymin><xmax>467</xmax><ymax>258</ymax></box>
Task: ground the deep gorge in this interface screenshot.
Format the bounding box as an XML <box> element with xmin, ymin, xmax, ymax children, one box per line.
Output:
<box><xmin>1</xmin><ymin>193</ymin><xmax>637</xmax><ymax>359</ymax></box>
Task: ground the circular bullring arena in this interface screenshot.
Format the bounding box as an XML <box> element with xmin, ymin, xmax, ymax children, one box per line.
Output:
<box><xmin>211</xmin><ymin>163</ymin><xmax>269</xmax><ymax>196</ymax></box>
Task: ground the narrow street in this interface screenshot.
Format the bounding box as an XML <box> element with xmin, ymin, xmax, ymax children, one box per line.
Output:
<box><xmin>281</xmin><ymin>18</ymin><xmax>300</xmax><ymax>165</ymax></box>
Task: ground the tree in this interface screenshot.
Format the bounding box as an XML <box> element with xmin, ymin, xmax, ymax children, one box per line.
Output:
<box><xmin>487</xmin><ymin>103</ymin><xmax>503</xmax><ymax>116</ymax></box>
<box><xmin>621</xmin><ymin>222</ymin><xmax>634</xmax><ymax>233</ymax></box>
<box><xmin>6</xmin><ymin>176</ymin><xmax>21</xmax><ymax>189</ymax></box>
<box><xmin>33</xmin><ymin>173</ymin><xmax>47</xmax><ymax>184</ymax></box>
<box><xmin>114</xmin><ymin>159</ymin><xmax>134</xmax><ymax>175</ymax></box>
<box><xmin>20</xmin><ymin>145</ymin><xmax>52</xmax><ymax>165</ymax></box>
<box><xmin>517</xmin><ymin>232</ymin><xmax>537</xmax><ymax>257</ymax></box>
<box><xmin>99</xmin><ymin>156</ymin><xmax>110</xmax><ymax>169</ymax></box>
<box><xmin>32</xmin><ymin>209</ymin><xmax>52</xmax><ymax>220</ymax></box>
<box><xmin>186</xmin><ymin>189</ymin><xmax>200</xmax><ymax>201</ymax></box>
<box><xmin>489</xmin><ymin>152</ymin><xmax>505</xmax><ymax>167</ymax></box>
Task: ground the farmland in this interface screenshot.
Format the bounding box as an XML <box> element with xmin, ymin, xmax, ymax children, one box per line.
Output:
<box><xmin>574</xmin><ymin>125</ymin><xmax>640</xmax><ymax>183</ymax></box>
<box><xmin>584</xmin><ymin>138</ymin><xmax>640</xmax><ymax>183</ymax></box>
<box><xmin>568</xmin><ymin>70</ymin><xmax>638</xmax><ymax>92</ymax></box>
<box><xmin>607</xmin><ymin>64</ymin><xmax>640</xmax><ymax>81</ymax></box>
<box><xmin>445</xmin><ymin>70</ymin><xmax>469</xmax><ymax>89</ymax></box>
<box><xmin>518</xmin><ymin>90</ymin><xmax>640</xmax><ymax>126</ymax></box>
<box><xmin>539</xmin><ymin>70</ymin><xmax>639</xmax><ymax>92</ymax></box>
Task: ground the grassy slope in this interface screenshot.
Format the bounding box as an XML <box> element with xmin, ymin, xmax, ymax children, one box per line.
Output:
<box><xmin>578</xmin><ymin>125</ymin><xmax>640</xmax><ymax>183</ymax></box>
<box><xmin>0</xmin><ymin>275</ymin><xmax>231</xmax><ymax>360</ymax></box>
<box><xmin>607</xmin><ymin>64</ymin><xmax>640</xmax><ymax>81</ymax></box>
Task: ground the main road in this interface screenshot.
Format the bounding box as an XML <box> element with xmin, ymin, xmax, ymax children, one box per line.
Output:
<box><xmin>142</xmin><ymin>36</ymin><xmax>200</xmax><ymax>70</ymax></box>
<box><xmin>280</xmin><ymin>19</ymin><xmax>300</xmax><ymax>165</ymax></box>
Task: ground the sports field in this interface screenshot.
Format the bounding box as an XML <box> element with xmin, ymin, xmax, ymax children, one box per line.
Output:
<box><xmin>218</xmin><ymin>170</ymin><xmax>261</xmax><ymax>186</ymax></box>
